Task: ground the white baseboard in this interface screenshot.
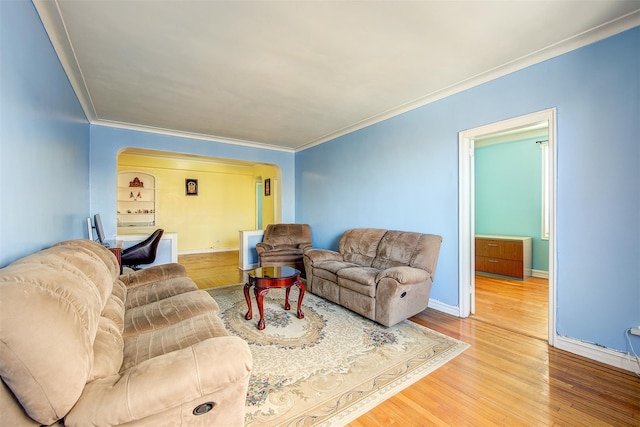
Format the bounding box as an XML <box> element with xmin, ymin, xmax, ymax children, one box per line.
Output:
<box><xmin>554</xmin><ymin>335</ymin><xmax>640</xmax><ymax>374</ymax></box>
<box><xmin>178</xmin><ymin>247</ymin><xmax>239</xmax><ymax>256</ymax></box>
<box><xmin>428</xmin><ymin>298</ymin><xmax>460</xmax><ymax>317</ymax></box>
<box><xmin>532</xmin><ymin>269</ymin><xmax>549</xmax><ymax>279</ymax></box>
<box><xmin>427</xmin><ymin>300</ymin><xmax>640</xmax><ymax>374</ymax></box>
<box><xmin>241</xmin><ymin>262</ymin><xmax>259</xmax><ymax>271</ymax></box>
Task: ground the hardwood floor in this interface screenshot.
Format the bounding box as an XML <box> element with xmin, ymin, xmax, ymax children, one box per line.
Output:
<box><xmin>179</xmin><ymin>251</ymin><xmax>244</xmax><ymax>289</ymax></box>
<box><xmin>352</xmin><ymin>309</ymin><xmax>640</xmax><ymax>426</ymax></box>
<box><xmin>179</xmin><ymin>252</ymin><xmax>640</xmax><ymax>426</ymax></box>
<box><xmin>473</xmin><ymin>274</ymin><xmax>548</xmax><ymax>341</ymax></box>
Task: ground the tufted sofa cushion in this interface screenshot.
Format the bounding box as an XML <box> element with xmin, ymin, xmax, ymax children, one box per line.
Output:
<box><xmin>372</xmin><ymin>231</ymin><xmax>442</xmax><ymax>279</ymax></box>
<box><xmin>0</xmin><ymin>247</ymin><xmax>110</xmax><ymax>424</ymax></box>
<box><xmin>1</xmin><ymin>239</ymin><xmax>252</xmax><ymax>426</ymax></box>
<box><xmin>339</xmin><ymin>228</ymin><xmax>387</xmax><ymax>267</ymax></box>
<box><xmin>304</xmin><ymin>228</ymin><xmax>442</xmax><ymax>327</ymax></box>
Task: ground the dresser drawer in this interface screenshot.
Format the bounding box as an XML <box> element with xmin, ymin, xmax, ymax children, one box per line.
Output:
<box><xmin>475</xmin><ymin>235</ymin><xmax>532</xmax><ymax>280</ymax></box>
<box><xmin>475</xmin><ymin>239</ymin><xmax>523</xmax><ymax>261</ymax></box>
<box><xmin>476</xmin><ymin>256</ymin><xmax>524</xmax><ymax>279</ymax></box>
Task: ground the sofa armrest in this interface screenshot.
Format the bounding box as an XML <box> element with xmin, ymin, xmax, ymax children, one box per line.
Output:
<box><xmin>119</xmin><ymin>263</ymin><xmax>187</xmax><ymax>288</ymax></box>
<box><xmin>376</xmin><ymin>266</ymin><xmax>429</xmax><ymax>284</ymax></box>
<box><xmin>258</xmin><ymin>243</ymin><xmax>309</xmax><ymax>252</ymax></box>
<box><xmin>299</xmin><ymin>243</ymin><xmax>313</xmax><ymax>252</ymax></box>
<box><xmin>65</xmin><ymin>337</ymin><xmax>252</xmax><ymax>427</ymax></box>
<box><xmin>255</xmin><ymin>242</ymin><xmax>274</xmax><ymax>254</ymax></box>
<box><xmin>304</xmin><ymin>248</ymin><xmax>343</xmax><ymax>264</ymax></box>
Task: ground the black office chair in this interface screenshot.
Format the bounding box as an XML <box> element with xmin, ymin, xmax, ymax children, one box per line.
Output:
<box><xmin>121</xmin><ymin>229</ymin><xmax>164</xmax><ymax>270</ymax></box>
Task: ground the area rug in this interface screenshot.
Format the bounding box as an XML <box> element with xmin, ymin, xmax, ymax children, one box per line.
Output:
<box><xmin>207</xmin><ymin>284</ymin><xmax>469</xmax><ymax>426</ymax></box>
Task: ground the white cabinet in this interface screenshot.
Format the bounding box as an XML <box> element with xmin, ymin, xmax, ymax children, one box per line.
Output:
<box><xmin>117</xmin><ymin>171</ymin><xmax>158</xmax><ymax>228</ymax></box>
<box><xmin>239</xmin><ymin>229</ymin><xmax>265</xmax><ymax>270</ymax></box>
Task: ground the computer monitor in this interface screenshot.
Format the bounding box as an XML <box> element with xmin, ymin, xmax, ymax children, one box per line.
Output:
<box><xmin>88</xmin><ymin>214</ymin><xmax>107</xmax><ymax>245</ymax></box>
<box><xmin>94</xmin><ymin>214</ymin><xmax>106</xmax><ymax>244</ymax></box>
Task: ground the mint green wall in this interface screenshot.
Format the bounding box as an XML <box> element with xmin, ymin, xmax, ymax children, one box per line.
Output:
<box><xmin>475</xmin><ymin>138</ymin><xmax>549</xmax><ymax>272</ymax></box>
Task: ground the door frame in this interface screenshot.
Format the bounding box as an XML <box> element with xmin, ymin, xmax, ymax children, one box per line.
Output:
<box><xmin>255</xmin><ymin>181</ymin><xmax>263</xmax><ymax>230</ymax></box>
<box><xmin>458</xmin><ymin>108</ymin><xmax>557</xmax><ymax>346</ymax></box>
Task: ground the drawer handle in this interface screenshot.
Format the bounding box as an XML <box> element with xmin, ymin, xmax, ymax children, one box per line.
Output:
<box><xmin>487</xmin><ymin>244</ymin><xmax>499</xmax><ymax>247</ymax></box>
<box><xmin>488</xmin><ymin>260</ymin><xmax>499</xmax><ymax>263</ymax></box>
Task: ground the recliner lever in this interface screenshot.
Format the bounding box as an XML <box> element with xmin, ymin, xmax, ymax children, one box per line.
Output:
<box><xmin>193</xmin><ymin>401</ymin><xmax>216</xmax><ymax>415</ymax></box>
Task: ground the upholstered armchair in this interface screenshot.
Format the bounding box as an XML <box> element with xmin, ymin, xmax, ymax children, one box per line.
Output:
<box><xmin>256</xmin><ymin>224</ymin><xmax>312</xmax><ymax>276</ymax></box>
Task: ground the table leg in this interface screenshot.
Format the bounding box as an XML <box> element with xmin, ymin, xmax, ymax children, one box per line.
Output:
<box><xmin>255</xmin><ymin>287</ymin><xmax>269</xmax><ymax>330</ymax></box>
<box><xmin>295</xmin><ymin>280</ymin><xmax>305</xmax><ymax>319</ymax></box>
<box><xmin>284</xmin><ymin>287</ymin><xmax>291</xmax><ymax>311</ymax></box>
<box><xmin>243</xmin><ymin>283</ymin><xmax>253</xmax><ymax>320</ymax></box>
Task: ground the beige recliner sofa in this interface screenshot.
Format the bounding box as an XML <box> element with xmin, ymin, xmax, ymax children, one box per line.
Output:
<box><xmin>0</xmin><ymin>239</ymin><xmax>252</xmax><ymax>426</ymax></box>
<box><xmin>303</xmin><ymin>228</ymin><xmax>442</xmax><ymax>327</ymax></box>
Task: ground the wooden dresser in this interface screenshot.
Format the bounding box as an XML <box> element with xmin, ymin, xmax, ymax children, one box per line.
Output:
<box><xmin>475</xmin><ymin>235</ymin><xmax>532</xmax><ymax>280</ymax></box>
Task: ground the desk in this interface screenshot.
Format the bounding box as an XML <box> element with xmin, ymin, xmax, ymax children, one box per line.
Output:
<box><xmin>105</xmin><ymin>240</ymin><xmax>123</xmax><ymax>273</ymax></box>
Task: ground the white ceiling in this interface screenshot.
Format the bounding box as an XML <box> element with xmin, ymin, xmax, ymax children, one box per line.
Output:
<box><xmin>34</xmin><ymin>1</ymin><xmax>640</xmax><ymax>151</ymax></box>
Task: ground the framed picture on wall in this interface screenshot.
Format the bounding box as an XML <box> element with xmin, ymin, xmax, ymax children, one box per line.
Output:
<box><xmin>264</xmin><ymin>178</ymin><xmax>271</xmax><ymax>196</ymax></box>
<box><xmin>185</xmin><ymin>178</ymin><xmax>198</xmax><ymax>196</ymax></box>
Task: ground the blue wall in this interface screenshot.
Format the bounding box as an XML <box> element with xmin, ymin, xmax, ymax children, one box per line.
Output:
<box><xmin>0</xmin><ymin>1</ymin><xmax>89</xmax><ymax>267</ymax></box>
<box><xmin>2</xmin><ymin>1</ymin><xmax>638</xmax><ymax>356</ymax></box>
<box><xmin>296</xmin><ymin>27</ymin><xmax>639</xmax><ymax>353</ymax></box>
<box><xmin>89</xmin><ymin>125</ymin><xmax>296</xmax><ymax>241</ymax></box>
<box><xmin>475</xmin><ymin>137</ymin><xmax>549</xmax><ymax>272</ymax></box>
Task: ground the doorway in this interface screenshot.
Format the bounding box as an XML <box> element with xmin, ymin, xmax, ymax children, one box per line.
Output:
<box><xmin>116</xmin><ymin>148</ymin><xmax>280</xmax><ymax>253</ymax></box>
<box><xmin>458</xmin><ymin>109</ymin><xmax>557</xmax><ymax>346</ymax></box>
<box><xmin>256</xmin><ymin>180</ymin><xmax>263</xmax><ymax>230</ymax></box>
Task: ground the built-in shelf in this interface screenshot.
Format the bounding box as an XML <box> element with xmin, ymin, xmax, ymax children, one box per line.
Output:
<box><xmin>117</xmin><ymin>171</ymin><xmax>158</xmax><ymax>229</ymax></box>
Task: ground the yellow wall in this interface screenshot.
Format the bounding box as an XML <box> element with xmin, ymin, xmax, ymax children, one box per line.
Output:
<box><xmin>253</xmin><ymin>164</ymin><xmax>279</xmax><ymax>227</ymax></box>
<box><xmin>118</xmin><ymin>151</ymin><xmax>278</xmax><ymax>252</ymax></box>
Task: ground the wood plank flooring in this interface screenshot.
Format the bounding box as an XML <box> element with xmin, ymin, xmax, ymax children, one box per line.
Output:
<box><xmin>178</xmin><ymin>252</ymin><xmax>640</xmax><ymax>426</ymax></box>
<box><xmin>473</xmin><ymin>274</ymin><xmax>548</xmax><ymax>341</ymax></box>
<box><xmin>179</xmin><ymin>251</ymin><xmax>244</xmax><ymax>289</ymax></box>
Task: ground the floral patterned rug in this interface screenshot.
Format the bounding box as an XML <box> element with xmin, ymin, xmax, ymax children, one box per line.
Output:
<box><xmin>207</xmin><ymin>284</ymin><xmax>469</xmax><ymax>427</ymax></box>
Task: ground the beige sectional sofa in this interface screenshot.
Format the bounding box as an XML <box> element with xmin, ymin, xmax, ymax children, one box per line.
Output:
<box><xmin>0</xmin><ymin>239</ymin><xmax>252</xmax><ymax>426</ymax></box>
<box><xmin>303</xmin><ymin>228</ymin><xmax>442</xmax><ymax>327</ymax></box>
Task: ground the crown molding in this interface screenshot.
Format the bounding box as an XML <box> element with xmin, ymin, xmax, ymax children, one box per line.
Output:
<box><xmin>295</xmin><ymin>10</ymin><xmax>640</xmax><ymax>152</ymax></box>
<box><xmin>33</xmin><ymin>0</ymin><xmax>95</xmax><ymax>122</ymax></box>
<box><xmin>94</xmin><ymin>120</ymin><xmax>295</xmax><ymax>153</ymax></box>
<box><xmin>33</xmin><ymin>0</ymin><xmax>638</xmax><ymax>153</ymax></box>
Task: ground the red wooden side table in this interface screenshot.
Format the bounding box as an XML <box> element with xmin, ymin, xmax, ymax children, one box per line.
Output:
<box><xmin>244</xmin><ymin>266</ymin><xmax>305</xmax><ymax>330</ymax></box>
